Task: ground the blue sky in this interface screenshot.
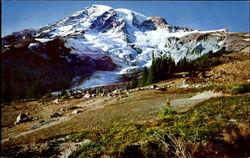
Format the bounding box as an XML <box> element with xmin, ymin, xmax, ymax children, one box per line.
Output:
<box><xmin>2</xmin><ymin>1</ymin><xmax>249</xmax><ymax>36</ymax></box>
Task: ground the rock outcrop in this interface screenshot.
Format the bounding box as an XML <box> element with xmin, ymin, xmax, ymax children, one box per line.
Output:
<box><xmin>14</xmin><ymin>113</ymin><xmax>30</xmax><ymax>125</ymax></box>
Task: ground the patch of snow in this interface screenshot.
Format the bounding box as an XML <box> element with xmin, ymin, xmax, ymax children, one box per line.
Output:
<box><xmin>28</xmin><ymin>43</ymin><xmax>40</xmax><ymax>49</ymax></box>
<box><xmin>35</xmin><ymin>38</ymin><xmax>53</xmax><ymax>43</ymax></box>
<box><xmin>115</xmin><ymin>8</ymin><xmax>146</xmax><ymax>25</ymax></box>
<box><xmin>192</xmin><ymin>29</ymin><xmax>228</xmax><ymax>33</ymax></box>
<box><xmin>218</xmin><ymin>40</ymin><xmax>224</xmax><ymax>46</ymax></box>
<box><xmin>118</xmin><ymin>66</ymin><xmax>139</xmax><ymax>74</ymax></box>
<box><xmin>134</xmin><ymin>29</ymin><xmax>191</xmax><ymax>49</ymax></box>
<box><xmin>88</xmin><ymin>4</ymin><xmax>112</xmax><ymax>17</ymax></box>
<box><xmin>72</xmin><ymin>70</ymin><xmax>121</xmax><ymax>89</ymax></box>
<box><xmin>51</xmin><ymin>91</ymin><xmax>62</xmax><ymax>96</ymax></box>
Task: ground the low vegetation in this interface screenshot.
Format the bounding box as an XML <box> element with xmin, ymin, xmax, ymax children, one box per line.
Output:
<box><xmin>201</xmin><ymin>82</ymin><xmax>250</xmax><ymax>94</ymax></box>
<box><xmin>68</xmin><ymin>93</ymin><xmax>250</xmax><ymax>157</ymax></box>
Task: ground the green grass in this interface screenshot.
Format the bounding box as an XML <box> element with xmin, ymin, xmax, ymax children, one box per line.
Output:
<box><xmin>160</xmin><ymin>94</ymin><xmax>250</xmax><ymax>142</ymax></box>
<box><xmin>68</xmin><ymin>94</ymin><xmax>250</xmax><ymax>157</ymax></box>
<box><xmin>164</xmin><ymin>82</ymin><xmax>250</xmax><ymax>95</ymax></box>
<box><xmin>69</xmin><ymin>142</ymin><xmax>101</xmax><ymax>158</ymax></box>
<box><xmin>201</xmin><ymin>82</ymin><xmax>250</xmax><ymax>94</ymax></box>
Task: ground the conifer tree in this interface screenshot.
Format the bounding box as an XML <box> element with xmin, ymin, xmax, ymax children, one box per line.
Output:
<box><xmin>130</xmin><ymin>78</ymin><xmax>138</xmax><ymax>89</ymax></box>
<box><xmin>146</xmin><ymin>53</ymin><xmax>156</xmax><ymax>84</ymax></box>
<box><xmin>142</xmin><ymin>67</ymin><xmax>149</xmax><ymax>86</ymax></box>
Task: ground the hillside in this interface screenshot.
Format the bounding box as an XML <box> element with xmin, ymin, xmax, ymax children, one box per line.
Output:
<box><xmin>1</xmin><ymin>47</ymin><xmax>250</xmax><ymax>157</ymax></box>
<box><xmin>1</xmin><ymin>4</ymin><xmax>250</xmax><ymax>158</ymax></box>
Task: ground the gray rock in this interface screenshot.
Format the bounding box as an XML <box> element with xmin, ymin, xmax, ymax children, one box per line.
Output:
<box><xmin>52</xmin><ymin>99</ymin><xmax>61</xmax><ymax>104</ymax></box>
<box><xmin>72</xmin><ymin>110</ymin><xmax>81</xmax><ymax>114</ymax></box>
<box><xmin>149</xmin><ymin>85</ymin><xmax>158</xmax><ymax>89</ymax></box>
<box><xmin>82</xmin><ymin>93</ymin><xmax>91</xmax><ymax>99</ymax></box>
<box><xmin>29</xmin><ymin>119</ymin><xmax>58</xmax><ymax>129</ymax></box>
<box><xmin>49</xmin><ymin>112</ymin><xmax>61</xmax><ymax>118</ymax></box>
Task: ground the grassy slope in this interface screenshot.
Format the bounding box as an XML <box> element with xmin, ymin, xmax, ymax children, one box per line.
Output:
<box><xmin>69</xmin><ymin>93</ymin><xmax>250</xmax><ymax>158</ymax></box>
<box><xmin>1</xmin><ymin>89</ymin><xmax>193</xmax><ymax>147</ymax></box>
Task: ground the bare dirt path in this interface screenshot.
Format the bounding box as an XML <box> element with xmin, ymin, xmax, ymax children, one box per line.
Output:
<box><xmin>170</xmin><ymin>91</ymin><xmax>228</xmax><ymax>112</ymax></box>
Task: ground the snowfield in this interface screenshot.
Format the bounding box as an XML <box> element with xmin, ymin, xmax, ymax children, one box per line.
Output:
<box><xmin>34</xmin><ymin>4</ymin><xmax>228</xmax><ymax>88</ymax></box>
<box><xmin>72</xmin><ymin>70</ymin><xmax>122</xmax><ymax>89</ymax></box>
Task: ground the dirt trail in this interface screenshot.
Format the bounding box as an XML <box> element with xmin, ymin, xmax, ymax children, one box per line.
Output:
<box><xmin>170</xmin><ymin>91</ymin><xmax>227</xmax><ymax>112</ymax></box>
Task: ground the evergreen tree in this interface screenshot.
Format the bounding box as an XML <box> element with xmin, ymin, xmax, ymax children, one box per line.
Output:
<box><xmin>130</xmin><ymin>79</ymin><xmax>138</xmax><ymax>89</ymax></box>
<box><xmin>147</xmin><ymin>65</ymin><xmax>155</xmax><ymax>85</ymax></box>
<box><xmin>154</xmin><ymin>57</ymin><xmax>161</xmax><ymax>81</ymax></box>
<box><xmin>146</xmin><ymin>53</ymin><xmax>156</xmax><ymax>84</ymax></box>
<box><xmin>177</xmin><ymin>57</ymin><xmax>187</xmax><ymax>72</ymax></box>
<box><xmin>158</xmin><ymin>55</ymin><xmax>175</xmax><ymax>80</ymax></box>
<box><xmin>160</xmin><ymin>56</ymin><xmax>167</xmax><ymax>79</ymax></box>
<box><xmin>141</xmin><ymin>67</ymin><xmax>149</xmax><ymax>86</ymax></box>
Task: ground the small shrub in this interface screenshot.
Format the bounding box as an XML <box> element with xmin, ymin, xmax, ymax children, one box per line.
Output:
<box><xmin>159</xmin><ymin>107</ymin><xmax>176</xmax><ymax>116</ymax></box>
<box><xmin>229</xmin><ymin>84</ymin><xmax>245</xmax><ymax>94</ymax></box>
<box><xmin>69</xmin><ymin>142</ymin><xmax>101</xmax><ymax>158</ymax></box>
<box><xmin>159</xmin><ymin>105</ymin><xmax>177</xmax><ymax>120</ymax></box>
<box><xmin>156</xmin><ymin>131</ymin><xmax>193</xmax><ymax>158</ymax></box>
<box><xmin>228</xmin><ymin>83</ymin><xmax>250</xmax><ymax>94</ymax></box>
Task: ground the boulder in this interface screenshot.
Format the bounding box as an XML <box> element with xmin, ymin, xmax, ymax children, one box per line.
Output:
<box><xmin>124</xmin><ymin>90</ymin><xmax>130</xmax><ymax>95</ymax></box>
<box><xmin>83</xmin><ymin>93</ymin><xmax>91</xmax><ymax>99</ymax></box>
<box><xmin>69</xmin><ymin>96</ymin><xmax>75</xmax><ymax>99</ymax></box>
<box><xmin>149</xmin><ymin>85</ymin><xmax>158</xmax><ymax>89</ymax></box>
<box><xmin>52</xmin><ymin>99</ymin><xmax>61</xmax><ymax>104</ymax></box>
<box><xmin>99</xmin><ymin>93</ymin><xmax>105</xmax><ymax>97</ymax></box>
<box><xmin>49</xmin><ymin>112</ymin><xmax>61</xmax><ymax>118</ymax></box>
<box><xmin>72</xmin><ymin>110</ymin><xmax>81</xmax><ymax>115</ymax></box>
<box><xmin>14</xmin><ymin>113</ymin><xmax>30</xmax><ymax>125</ymax></box>
<box><xmin>112</xmin><ymin>89</ymin><xmax>120</xmax><ymax>95</ymax></box>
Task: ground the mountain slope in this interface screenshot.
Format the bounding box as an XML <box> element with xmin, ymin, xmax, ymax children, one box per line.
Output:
<box><xmin>2</xmin><ymin>4</ymin><xmax>249</xmax><ymax>101</ymax></box>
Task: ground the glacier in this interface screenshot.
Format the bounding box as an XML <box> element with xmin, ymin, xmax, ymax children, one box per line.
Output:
<box><xmin>15</xmin><ymin>4</ymin><xmax>229</xmax><ymax>88</ymax></box>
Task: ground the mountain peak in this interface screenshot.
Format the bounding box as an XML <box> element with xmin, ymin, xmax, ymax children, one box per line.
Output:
<box><xmin>85</xmin><ymin>4</ymin><xmax>113</xmax><ymax>15</ymax></box>
<box><xmin>148</xmin><ymin>17</ymin><xmax>168</xmax><ymax>25</ymax></box>
<box><xmin>89</xmin><ymin>4</ymin><xmax>113</xmax><ymax>10</ymax></box>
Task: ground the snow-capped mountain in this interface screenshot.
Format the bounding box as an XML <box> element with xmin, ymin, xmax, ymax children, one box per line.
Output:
<box><xmin>34</xmin><ymin>4</ymin><xmax>195</xmax><ymax>68</ymax></box>
<box><xmin>2</xmin><ymin>4</ymin><xmax>248</xmax><ymax>97</ymax></box>
<box><xmin>34</xmin><ymin>5</ymin><xmax>226</xmax><ymax>87</ymax></box>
